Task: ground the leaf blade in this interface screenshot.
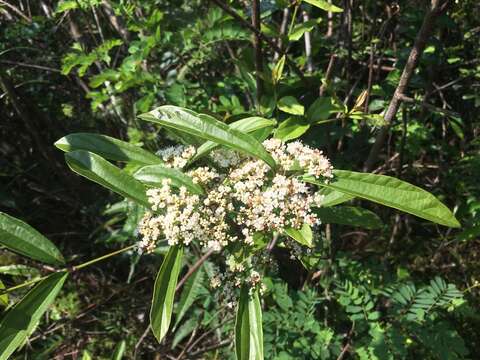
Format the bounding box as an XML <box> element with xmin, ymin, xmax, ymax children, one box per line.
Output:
<box><xmin>235</xmin><ymin>286</ymin><xmax>263</xmax><ymax>360</ymax></box>
<box><xmin>138</xmin><ymin>106</ymin><xmax>276</xmax><ymax>168</ymax></box>
<box><xmin>0</xmin><ymin>213</ymin><xmax>64</xmax><ymax>266</ymax></box>
<box><xmin>191</xmin><ymin>117</ymin><xmax>276</xmax><ymax>162</ymax></box>
<box><xmin>150</xmin><ymin>245</ymin><xmax>184</xmax><ymax>343</ymax></box>
<box><xmin>0</xmin><ymin>272</ymin><xmax>68</xmax><ymax>360</ymax></box>
<box><xmin>134</xmin><ymin>166</ymin><xmax>204</xmax><ymax>195</ymax></box>
<box><xmin>303</xmin><ymin>0</ymin><xmax>343</xmax><ymax>12</ymax></box>
<box><xmin>55</xmin><ymin>133</ymin><xmax>162</xmax><ymax>165</ymax></box>
<box><xmin>315</xmin><ymin>206</ymin><xmax>383</xmax><ymax>229</ymax></box>
<box><xmin>303</xmin><ymin>170</ymin><xmax>460</xmax><ymax>227</ymax></box>
<box><xmin>284</xmin><ymin>223</ymin><xmax>313</xmax><ymax>247</ymax></box>
<box><xmin>65</xmin><ymin>150</ymin><xmax>149</xmax><ymax>207</ymax></box>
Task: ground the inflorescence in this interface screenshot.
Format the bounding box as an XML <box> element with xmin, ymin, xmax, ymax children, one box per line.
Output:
<box><xmin>138</xmin><ymin>138</ymin><xmax>333</xmax><ymax>290</ymax></box>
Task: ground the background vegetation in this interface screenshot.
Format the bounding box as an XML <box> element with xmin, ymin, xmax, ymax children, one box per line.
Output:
<box><xmin>0</xmin><ymin>0</ymin><xmax>479</xmax><ymax>359</ymax></box>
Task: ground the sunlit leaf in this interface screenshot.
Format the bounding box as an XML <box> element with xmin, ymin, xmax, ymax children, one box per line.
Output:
<box><xmin>235</xmin><ymin>286</ymin><xmax>263</xmax><ymax>360</ymax></box>
<box><xmin>65</xmin><ymin>151</ymin><xmax>149</xmax><ymax>207</ymax></box>
<box><xmin>0</xmin><ymin>213</ymin><xmax>64</xmax><ymax>266</ymax></box>
<box><xmin>303</xmin><ymin>170</ymin><xmax>460</xmax><ymax>227</ymax></box>
<box><xmin>111</xmin><ymin>340</ymin><xmax>126</xmax><ymax>360</ymax></box>
<box><xmin>277</xmin><ymin>96</ymin><xmax>304</xmax><ymax>116</ymax></box>
<box><xmin>274</xmin><ymin>117</ymin><xmax>310</xmax><ymax>141</ymax></box>
<box><xmin>191</xmin><ymin>117</ymin><xmax>276</xmax><ymax>162</ymax></box>
<box><xmin>134</xmin><ymin>166</ymin><xmax>204</xmax><ymax>195</ymax></box>
<box><xmin>284</xmin><ymin>223</ymin><xmax>313</xmax><ymax>247</ymax></box>
<box><xmin>272</xmin><ymin>55</ymin><xmax>286</xmax><ymax>84</ymax></box>
<box><xmin>0</xmin><ymin>272</ymin><xmax>68</xmax><ymax>360</ymax></box>
<box><xmin>303</xmin><ymin>0</ymin><xmax>343</xmax><ymax>12</ymax></box>
<box><xmin>317</xmin><ymin>187</ymin><xmax>355</xmax><ymax>207</ymax></box>
<box><xmin>55</xmin><ymin>133</ymin><xmax>162</xmax><ymax>165</ymax></box>
<box><xmin>150</xmin><ymin>245</ymin><xmax>184</xmax><ymax>343</ymax></box>
<box><xmin>139</xmin><ymin>106</ymin><xmax>276</xmax><ymax>168</ymax></box>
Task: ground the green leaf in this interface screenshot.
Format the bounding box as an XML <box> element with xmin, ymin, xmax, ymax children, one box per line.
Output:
<box><xmin>0</xmin><ymin>213</ymin><xmax>64</xmax><ymax>266</ymax></box>
<box><xmin>284</xmin><ymin>223</ymin><xmax>313</xmax><ymax>247</ymax></box>
<box><xmin>318</xmin><ymin>187</ymin><xmax>355</xmax><ymax>207</ymax></box>
<box><xmin>111</xmin><ymin>340</ymin><xmax>126</xmax><ymax>360</ymax></box>
<box><xmin>139</xmin><ymin>106</ymin><xmax>276</xmax><ymax>168</ymax></box>
<box><xmin>55</xmin><ymin>133</ymin><xmax>162</xmax><ymax>165</ymax></box>
<box><xmin>0</xmin><ymin>272</ymin><xmax>68</xmax><ymax>360</ymax></box>
<box><xmin>302</xmin><ymin>0</ymin><xmax>343</xmax><ymax>12</ymax></box>
<box><xmin>134</xmin><ymin>166</ymin><xmax>204</xmax><ymax>195</ymax></box>
<box><xmin>0</xmin><ymin>265</ymin><xmax>40</xmax><ymax>278</ymax></box>
<box><xmin>272</xmin><ymin>55</ymin><xmax>286</xmax><ymax>84</ymax></box>
<box><xmin>174</xmin><ymin>266</ymin><xmax>204</xmax><ymax>328</ymax></box>
<box><xmin>274</xmin><ymin>117</ymin><xmax>310</xmax><ymax>142</ymax></box>
<box><xmin>235</xmin><ymin>286</ymin><xmax>263</xmax><ymax>360</ymax></box>
<box><xmin>277</xmin><ymin>96</ymin><xmax>304</xmax><ymax>116</ymax></box>
<box><xmin>65</xmin><ymin>151</ymin><xmax>149</xmax><ymax>207</ymax></box>
<box><xmin>306</xmin><ymin>97</ymin><xmax>339</xmax><ymax>123</ymax></box>
<box><xmin>150</xmin><ymin>245</ymin><xmax>184</xmax><ymax>343</ymax></box>
<box><xmin>0</xmin><ymin>280</ymin><xmax>7</xmax><ymax>308</ymax></box>
<box><xmin>303</xmin><ymin>170</ymin><xmax>460</xmax><ymax>227</ymax></box>
<box><xmin>191</xmin><ymin>117</ymin><xmax>276</xmax><ymax>162</ymax></box>
<box><xmin>315</xmin><ymin>206</ymin><xmax>383</xmax><ymax>229</ymax></box>
<box><xmin>289</xmin><ymin>19</ymin><xmax>320</xmax><ymax>41</ymax></box>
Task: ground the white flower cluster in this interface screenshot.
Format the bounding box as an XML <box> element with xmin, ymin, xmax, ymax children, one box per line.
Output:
<box><xmin>263</xmin><ymin>138</ymin><xmax>333</xmax><ymax>179</ymax></box>
<box><xmin>138</xmin><ymin>139</ymin><xmax>333</xmax><ymax>256</ymax></box>
<box><xmin>156</xmin><ymin>145</ymin><xmax>195</xmax><ymax>168</ymax></box>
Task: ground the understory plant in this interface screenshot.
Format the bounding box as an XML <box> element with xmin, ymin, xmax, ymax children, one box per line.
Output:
<box><xmin>0</xmin><ymin>105</ymin><xmax>461</xmax><ymax>359</ymax></box>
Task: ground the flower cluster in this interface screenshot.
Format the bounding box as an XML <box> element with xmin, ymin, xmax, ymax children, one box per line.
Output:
<box><xmin>138</xmin><ymin>138</ymin><xmax>333</xmax><ymax>287</ymax></box>
<box><xmin>156</xmin><ymin>145</ymin><xmax>195</xmax><ymax>168</ymax></box>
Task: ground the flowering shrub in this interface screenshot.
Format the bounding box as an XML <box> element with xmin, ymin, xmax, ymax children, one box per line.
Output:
<box><xmin>0</xmin><ymin>105</ymin><xmax>461</xmax><ymax>360</ymax></box>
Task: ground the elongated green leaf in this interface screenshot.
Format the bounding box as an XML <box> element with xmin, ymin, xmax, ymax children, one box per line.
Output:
<box><xmin>315</xmin><ymin>206</ymin><xmax>383</xmax><ymax>229</ymax></box>
<box><xmin>0</xmin><ymin>272</ymin><xmax>68</xmax><ymax>360</ymax></box>
<box><xmin>303</xmin><ymin>0</ymin><xmax>343</xmax><ymax>12</ymax></box>
<box><xmin>235</xmin><ymin>286</ymin><xmax>263</xmax><ymax>360</ymax></box>
<box><xmin>150</xmin><ymin>245</ymin><xmax>184</xmax><ymax>343</ymax></box>
<box><xmin>289</xmin><ymin>19</ymin><xmax>321</xmax><ymax>41</ymax></box>
<box><xmin>0</xmin><ymin>265</ymin><xmax>40</xmax><ymax>278</ymax></box>
<box><xmin>272</xmin><ymin>55</ymin><xmax>286</xmax><ymax>84</ymax></box>
<box><xmin>303</xmin><ymin>170</ymin><xmax>460</xmax><ymax>227</ymax></box>
<box><xmin>318</xmin><ymin>187</ymin><xmax>355</xmax><ymax>207</ymax></box>
<box><xmin>111</xmin><ymin>340</ymin><xmax>126</xmax><ymax>360</ymax></box>
<box><xmin>277</xmin><ymin>96</ymin><xmax>304</xmax><ymax>115</ymax></box>
<box><xmin>0</xmin><ymin>213</ymin><xmax>64</xmax><ymax>266</ymax></box>
<box><xmin>0</xmin><ymin>280</ymin><xmax>7</xmax><ymax>308</ymax></box>
<box><xmin>138</xmin><ymin>106</ymin><xmax>276</xmax><ymax>168</ymax></box>
<box><xmin>284</xmin><ymin>223</ymin><xmax>313</xmax><ymax>247</ymax></box>
<box><xmin>134</xmin><ymin>166</ymin><xmax>204</xmax><ymax>195</ymax></box>
<box><xmin>174</xmin><ymin>266</ymin><xmax>204</xmax><ymax>329</ymax></box>
<box><xmin>65</xmin><ymin>151</ymin><xmax>149</xmax><ymax>207</ymax></box>
<box><xmin>192</xmin><ymin>117</ymin><xmax>276</xmax><ymax>162</ymax></box>
<box><xmin>55</xmin><ymin>133</ymin><xmax>162</xmax><ymax>165</ymax></box>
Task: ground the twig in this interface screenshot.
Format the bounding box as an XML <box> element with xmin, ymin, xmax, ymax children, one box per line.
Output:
<box><xmin>208</xmin><ymin>0</ymin><xmax>307</xmax><ymax>83</ymax></box>
<box><xmin>252</xmin><ymin>0</ymin><xmax>263</xmax><ymax>106</ymax></box>
<box><xmin>134</xmin><ymin>326</ymin><xmax>151</xmax><ymax>360</ymax></box>
<box><xmin>189</xmin><ymin>339</ymin><xmax>231</xmax><ymax>357</ymax></box>
<box><xmin>0</xmin><ymin>60</ymin><xmax>61</xmax><ymax>73</ymax></box>
<box><xmin>364</xmin><ymin>0</ymin><xmax>449</xmax><ymax>171</ymax></box>
<box><xmin>274</xmin><ymin>8</ymin><xmax>290</xmax><ymax>61</ymax></box>
<box><xmin>0</xmin><ymin>0</ymin><xmax>31</xmax><ymax>22</ymax></box>
<box><xmin>175</xmin><ymin>248</ymin><xmax>214</xmax><ymax>292</ymax></box>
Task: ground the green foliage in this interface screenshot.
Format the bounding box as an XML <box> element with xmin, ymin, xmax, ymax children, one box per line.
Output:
<box><xmin>0</xmin><ymin>213</ymin><xmax>64</xmax><ymax>266</ymax></box>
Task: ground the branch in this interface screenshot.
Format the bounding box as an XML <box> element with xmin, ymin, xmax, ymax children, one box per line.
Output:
<box><xmin>208</xmin><ymin>0</ymin><xmax>307</xmax><ymax>83</ymax></box>
<box><xmin>363</xmin><ymin>0</ymin><xmax>448</xmax><ymax>172</ymax></box>
<box><xmin>175</xmin><ymin>248</ymin><xmax>214</xmax><ymax>292</ymax></box>
<box><xmin>252</xmin><ymin>0</ymin><xmax>263</xmax><ymax>106</ymax></box>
